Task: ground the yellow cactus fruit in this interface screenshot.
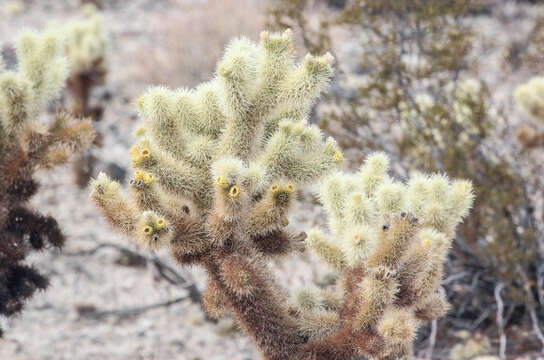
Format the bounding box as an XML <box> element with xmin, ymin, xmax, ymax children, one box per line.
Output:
<box><xmin>144</xmin><ymin>172</ymin><xmax>154</xmax><ymax>185</ymax></box>
<box><xmin>333</xmin><ymin>151</ymin><xmax>343</xmax><ymax>163</ymax></box>
<box><xmin>155</xmin><ymin>218</ymin><xmax>166</xmax><ymax>230</ymax></box>
<box><xmin>229</xmin><ymin>185</ymin><xmax>240</xmax><ymax>198</ymax></box>
<box><xmin>134</xmin><ymin>170</ymin><xmax>145</xmax><ymax>181</ymax></box>
<box><xmin>283</xmin><ymin>184</ymin><xmax>295</xmax><ymax>194</ymax></box>
<box><xmin>140</xmin><ymin>148</ymin><xmax>151</xmax><ymax>159</ymax></box>
<box><xmin>142</xmin><ymin>225</ymin><xmax>153</xmax><ymax>236</ymax></box>
<box><xmin>216</xmin><ymin>175</ymin><xmax>229</xmax><ymax>189</ymax></box>
<box><xmin>270</xmin><ymin>184</ymin><xmax>281</xmax><ymax>194</ymax></box>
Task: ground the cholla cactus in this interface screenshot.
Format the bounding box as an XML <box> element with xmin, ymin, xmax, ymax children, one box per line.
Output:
<box><xmin>297</xmin><ymin>152</ymin><xmax>473</xmax><ymax>359</ymax></box>
<box><xmin>514</xmin><ymin>77</ymin><xmax>544</xmax><ymax>148</ymax></box>
<box><xmin>0</xmin><ymin>28</ymin><xmax>95</xmax><ymax>335</ymax></box>
<box><xmin>63</xmin><ymin>4</ymin><xmax>107</xmax><ymax>187</ymax></box>
<box><xmin>91</xmin><ymin>30</ymin><xmax>472</xmax><ymax>359</ymax></box>
<box><xmin>65</xmin><ymin>4</ymin><xmax>106</xmax><ymax>117</ymax></box>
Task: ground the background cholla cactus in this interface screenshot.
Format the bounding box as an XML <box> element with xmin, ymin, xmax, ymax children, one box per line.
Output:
<box><xmin>90</xmin><ymin>30</ymin><xmax>472</xmax><ymax>359</ymax></box>
<box><xmin>514</xmin><ymin>77</ymin><xmax>544</xmax><ymax>148</ymax></box>
<box><xmin>64</xmin><ymin>4</ymin><xmax>107</xmax><ymax>187</ymax></box>
<box><xmin>65</xmin><ymin>4</ymin><xmax>106</xmax><ymax>118</ymax></box>
<box><xmin>0</xmin><ymin>28</ymin><xmax>95</xmax><ymax>335</ymax></box>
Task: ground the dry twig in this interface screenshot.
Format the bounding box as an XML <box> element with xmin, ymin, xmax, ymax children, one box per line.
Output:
<box><xmin>494</xmin><ymin>282</ymin><xmax>507</xmax><ymax>360</ymax></box>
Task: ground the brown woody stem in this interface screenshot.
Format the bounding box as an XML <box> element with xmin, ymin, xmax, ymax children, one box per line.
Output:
<box><xmin>203</xmin><ymin>240</ymin><xmax>304</xmax><ymax>360</ymax></box>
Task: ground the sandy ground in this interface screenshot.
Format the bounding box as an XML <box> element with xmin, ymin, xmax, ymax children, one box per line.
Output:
<box><xmin>0</xmin><ymin>0</ymin><xmax>543</xmax><ymax>359</ymax></box>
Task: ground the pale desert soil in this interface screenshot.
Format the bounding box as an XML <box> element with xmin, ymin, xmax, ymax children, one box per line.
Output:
<box><xmin>0</xmin><ymin>0</ymin><xmax>543</xmax><ymax>359</ymax></box>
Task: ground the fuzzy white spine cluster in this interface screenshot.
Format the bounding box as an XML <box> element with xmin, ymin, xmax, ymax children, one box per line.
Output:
<box><xmin>300</xmin><ymin>152</ymin><xmax>473</xmax><ymax>358</ymax></box>
<box><xmin>0</xmin><ymin>28</ymin><xmax>68</xmax><ymax>136</ymax></box>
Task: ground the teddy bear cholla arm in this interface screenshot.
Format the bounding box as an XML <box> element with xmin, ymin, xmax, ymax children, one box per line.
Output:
<box><xmin>90</xmin><ymin>29</ymin><xmax>473</xmax><ymax>360</ymax></box>
<box><xmin>297</xmin><ymin>152</ymin><xmax>473</xmax><ymax>359</ymax></box>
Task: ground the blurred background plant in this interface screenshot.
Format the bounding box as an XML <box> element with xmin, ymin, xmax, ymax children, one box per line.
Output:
<box><xmin>0</xmin><ymin>27</ymin><xmax>94</xmax><ymax>336</ymax></box>
<box><xmin>514</xmin><ymin>77</ymin><xmax>544</xmax><ymax>148</ymax></box>
<box><xmin>65</xmin><ymin>4</ymin><xmax>107</xmax><ymax>120</ymax></box>
<box><xmin>268</xmin><ymin>0</ymin><xmax>544</xmax><ymax>357</ymax></box>
<box><xmin>63</xmin><ymin>3</ymin><xmax>108</xmax><ymax>188</ymax></box>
